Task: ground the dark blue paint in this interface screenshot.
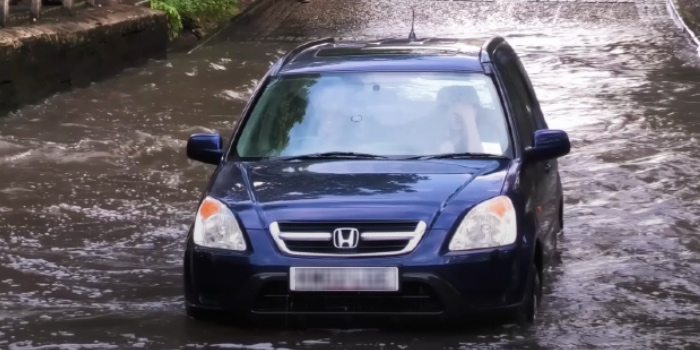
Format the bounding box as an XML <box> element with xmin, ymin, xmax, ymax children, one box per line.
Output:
<box><xmin>277</xmin><ymin>37</ymin><xmax>487</xmax><ymax>76</ymax></box>
<box><xmin>182</xmin><ymin>36</ymin><xmax>571</xmax><ymax>326</ymax></box>
<box><xmin>525</xmin><ymin>129</ymin><xmax>571</xmax><ymax>162</ymax></box>
<box><xmin>186</xmin><ymin>133</ymin><xmax>223</xmax><ymax>166</ymax></box>
<box><xmin>280</xmin><ymin>56</ymin><xmax>486</xmax><ymax>75</ymax></box>
<box><xmin>201</xmin><ymin>159</ymin><xmax>509</xmax><ymax>230</ymax></box>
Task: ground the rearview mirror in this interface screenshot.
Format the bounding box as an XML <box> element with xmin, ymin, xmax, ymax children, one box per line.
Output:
<box><xmin>523</xmin><ymin>129</ymin><xmax>570</xmax><ymax>162</ymax></box>
<box><xmin>187</xmin><ymin>133</ymin><xmax>224</xmax><ymax>165</ymax></box>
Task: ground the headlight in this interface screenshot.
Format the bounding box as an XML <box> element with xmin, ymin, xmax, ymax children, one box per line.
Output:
<box><xmin>193</xmin><ymin>196</ymin><xmax>247</xmax><ymax>251</ymax></box>
<box><xmin>448</xmin><ymin>195</ymin><xmax>517</xmax><ymax>251</ymax></box>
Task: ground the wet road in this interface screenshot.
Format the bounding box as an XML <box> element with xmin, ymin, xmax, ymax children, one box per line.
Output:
<box><xmin>2</xmin><ymin>0</ymin><xmax>700</xmax><ymax>348</ymax></box>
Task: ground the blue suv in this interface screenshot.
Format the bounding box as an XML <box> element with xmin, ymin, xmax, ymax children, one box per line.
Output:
<box><xmin>183</xmin><ymin>36</ymin><xmax>571</xmax><ymax>328</ymax></box>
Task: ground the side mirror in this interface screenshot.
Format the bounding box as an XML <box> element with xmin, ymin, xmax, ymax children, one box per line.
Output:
<box><xmin>187</xmin><ymin>133</ymin><xmax>224</xmax><ymax>165</ymax></box>
<box><xmin>523</xmin><ymin>129</ymin><xmax>570</xmax><ymax>162</ymax></box>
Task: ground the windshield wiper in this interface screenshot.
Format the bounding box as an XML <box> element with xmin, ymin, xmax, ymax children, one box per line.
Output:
<box><xmin>407</xmin><ymin>152</ymin><xmax>508</xmax><ymax>160</ymax></box>
<box><xmin>273</xmin><ymin>151</ymin><xmax>389</xmax><ymax>161</ymax></box>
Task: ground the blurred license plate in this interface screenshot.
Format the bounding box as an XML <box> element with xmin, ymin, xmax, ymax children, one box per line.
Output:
<box><xmin>290</xmin><ymin>267</ymin><xmax>399</xmax><ymax>292</ymax></box>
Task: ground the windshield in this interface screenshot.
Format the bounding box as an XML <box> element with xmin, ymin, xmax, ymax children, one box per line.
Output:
<box><xmin>234</xmin><ymin>71</ymin><xmax>511</xmax><ymax>159</ymax></box>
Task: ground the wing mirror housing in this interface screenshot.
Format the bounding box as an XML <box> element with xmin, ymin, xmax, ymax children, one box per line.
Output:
<box><xmin>523</xmin><ymin>129</ymin><xmax>570</xmax><ymax>162</ymax></box>
<box><xmin>187</xmin><ymin>133</ymin><xmax>224</xmax><ymax>165</ymax></box>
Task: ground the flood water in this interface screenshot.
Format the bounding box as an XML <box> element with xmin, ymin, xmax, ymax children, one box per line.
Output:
<box><xmin>1</xmin><ymin>0</ymin><xmax>700</xmax><ymax>349</ymax></box>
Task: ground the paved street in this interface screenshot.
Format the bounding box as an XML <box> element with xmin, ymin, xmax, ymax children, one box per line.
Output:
<box><xmin>1</xmin><ymin>0</ymin><xmax>699</xmax><ymax>349</ymax></box>
<box><xmin>216</xmin><ymin>0</ymin><xmax>665</xmax><ymax>42</ymax></box>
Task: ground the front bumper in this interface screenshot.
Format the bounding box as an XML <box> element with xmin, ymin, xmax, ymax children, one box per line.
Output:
<box><xmin>184</xmin><ymin>228</ymin><xmax>532</xmax><ymax>326</ymax></box>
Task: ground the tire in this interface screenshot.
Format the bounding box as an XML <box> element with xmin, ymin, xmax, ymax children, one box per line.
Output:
<box><xmin>512</xmin><ymin>263</ymin><xmax>541</xmax><ymax>327</ymax></box>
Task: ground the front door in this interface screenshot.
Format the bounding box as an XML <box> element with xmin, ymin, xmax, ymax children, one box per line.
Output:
<box><xmin>510</xmin><ymin>52</ymin><xmax>562</xmax><ymax>245</ymax></box>
<box><xmin>493</xmin><ymin>45</ymin><xmax>553</xmax><ymax>262</ymax></box>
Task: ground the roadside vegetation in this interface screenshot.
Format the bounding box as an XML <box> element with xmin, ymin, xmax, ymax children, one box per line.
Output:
<box><xmin>677</xmin><ymin>0</ymin><xmax>700</xmax><ymax>40</ymax></box>
<box><xmin>151</xmin><ymin>0</ymin><xmax>239</xmax><ymax>39</ymax></box>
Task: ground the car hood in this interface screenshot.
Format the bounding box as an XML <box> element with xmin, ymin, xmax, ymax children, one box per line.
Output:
<box><xmin>208</xmin><ymin>159</ymin><xmax>511</xmax><ymax>229</ymax></box>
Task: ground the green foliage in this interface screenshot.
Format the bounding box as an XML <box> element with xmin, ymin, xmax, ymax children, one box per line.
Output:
<box><xmin>151</xmin><ymin>0</ymin><xmax>239</xmax><ymax>40</ymax></box>
<box><xmin>151</xmin><ymin>0</ymin><xmax>183</xmax><ymax>40</ymax></box>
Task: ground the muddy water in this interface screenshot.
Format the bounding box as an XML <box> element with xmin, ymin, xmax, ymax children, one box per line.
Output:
<box><xmin>2</xmin><ymin>0</ymin><xmax>700</xmax><ymax>349</ymax></box>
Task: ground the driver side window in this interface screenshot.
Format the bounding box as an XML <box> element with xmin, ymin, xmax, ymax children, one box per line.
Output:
<box><xmin>494</xmin><ymin>47</ymin><xmax>537</xmax><ymax>149</ymax></box>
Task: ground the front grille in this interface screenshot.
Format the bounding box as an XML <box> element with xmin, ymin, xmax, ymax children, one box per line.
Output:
<box><xmin>252</xmin><ymin>281</ymin><xmax>443</xmax><ymax>313</ymax></box>
<box><xmin>278</xmin><ymin>221</ymin><xmax>418</xmax><ymax>233</ymax></box>
<box><xmin>284</xmin><ymin>239</ymin><xmax>409</xmax><ymax>254</ymax></box>
<box><xmin>269</xmin><ymin>220</ymin><xmax>427</xmax><ymax>257</ymax></box>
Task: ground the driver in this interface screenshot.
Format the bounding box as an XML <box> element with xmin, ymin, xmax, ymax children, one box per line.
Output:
<box><xmin>435</xmin><ymin>86</ymin><xmax>484</xmax><ymax>153</ymax></box>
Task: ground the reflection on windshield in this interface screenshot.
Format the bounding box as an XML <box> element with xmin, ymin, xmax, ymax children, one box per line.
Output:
<box><xmin>235</xmin><ymin>71</ymin><xmax>511</xmax><ymax>158</ymax></box>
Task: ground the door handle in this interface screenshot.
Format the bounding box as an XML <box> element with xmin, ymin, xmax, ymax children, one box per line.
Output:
<box><xmin>544</xmin><ymin>163</ymin><xmax>552</xmax><ymax>173</ymax></box>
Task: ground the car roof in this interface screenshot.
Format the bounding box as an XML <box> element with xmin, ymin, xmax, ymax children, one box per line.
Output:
<box><xmin>276</xmin><ymin>37</ymin><xmax>497</xmax><ymax>76</ymax></box>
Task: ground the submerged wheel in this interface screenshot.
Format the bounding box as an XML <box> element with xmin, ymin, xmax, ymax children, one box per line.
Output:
<box><xmin>512</xmin><ymin>263</ymin><xmax>541</xmax><ymax>327</ymax></box>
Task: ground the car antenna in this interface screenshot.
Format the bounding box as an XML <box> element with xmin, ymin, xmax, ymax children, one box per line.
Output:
<box><xmin>408</xmin><ymin>7</ymin><xmax>417</xmax><ymax>41</ymax></box>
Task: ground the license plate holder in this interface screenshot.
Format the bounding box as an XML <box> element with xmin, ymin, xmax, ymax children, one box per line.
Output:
<box><xmin>290</xmin><ymin>267</ymin><xmax>399</xmax><ymax>292</ymax></box>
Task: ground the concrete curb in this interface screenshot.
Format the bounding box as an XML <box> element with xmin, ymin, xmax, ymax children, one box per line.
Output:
<box><xmin>665</xmin><ymin>0</ymin><xmax>700</xmax><ymax>54</ymax></box>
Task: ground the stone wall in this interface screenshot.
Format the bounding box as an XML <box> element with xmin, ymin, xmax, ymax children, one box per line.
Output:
<box><xmin>0</xmin><ymin>5</ymin><xmax>168</xmax><ymax>116</ymax></box>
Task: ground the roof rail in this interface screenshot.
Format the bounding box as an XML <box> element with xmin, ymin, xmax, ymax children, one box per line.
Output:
<box><xmin>480</xmin><ymin>36</ymin><xmax>506</xmax><ymax>63</ymax></box>
<box><xmin>270</xmin><ymin>37</ymin><xmax>336</xmax><ymax>76</ymax></box>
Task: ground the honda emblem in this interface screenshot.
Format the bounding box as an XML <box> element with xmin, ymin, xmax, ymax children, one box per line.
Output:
<box><xmin>332</xmin><ymin>228</ymin><xmax>360</xmax><ymax>249</ymax></box>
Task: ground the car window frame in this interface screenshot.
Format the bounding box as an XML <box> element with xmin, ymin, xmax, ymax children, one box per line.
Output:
<box><xmin>222</xmin><ymin>62</ymin><xmax>280</xmax><ymax>162</ymax></box>
<box><xmin>493</xmin><ymin>44</ymin><xmax>539</xmax><ymax>151</ymax></box>
<box><xmin>509</xmin><ymin>65</ymin><xmax>538</xmax><ymax>148</ymax></box>
<box><xmin>226</xmin><ymin>69</ymin><xmax>516</xmax><ymax>161</ymax></box>
<box><xmin>491</xmin><ymin>48</ymin><xmax>523</xmax><ymax>155</ymax></box>
<box><xmin>507</xmin><ymin>53</ymin><xmax>548</xmax><ymax>131</ymax></box>
<box><xmin>514</xmin><ymin>63</ymin><xmax>548</xmax><ymax>130</ymax></box>
<box><xmin>482</xmin><ymin>67</ymin><xmax>519</xmax><ymax>159</ymax></box>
